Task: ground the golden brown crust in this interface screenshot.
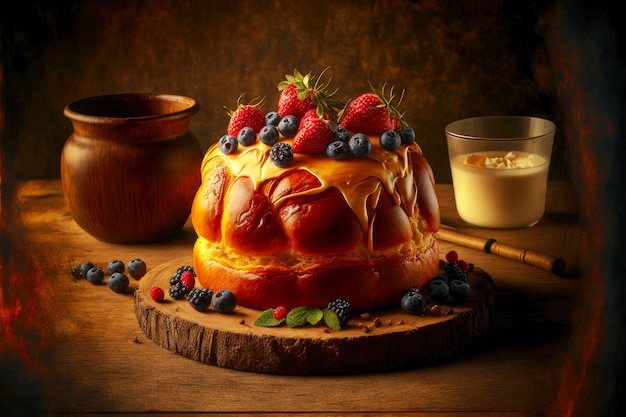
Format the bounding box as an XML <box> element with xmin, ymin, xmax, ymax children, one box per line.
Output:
<box><xmin>193</xmin><ymin>233</ymin><xmax>439</xmax><ymax>311</ymax></box>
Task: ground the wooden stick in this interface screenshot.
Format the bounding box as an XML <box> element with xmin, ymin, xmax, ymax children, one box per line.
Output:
<box><xmin>437</xmin><ymin>227</ymin><xmax>566</xmax><ymax>275</ymax></box>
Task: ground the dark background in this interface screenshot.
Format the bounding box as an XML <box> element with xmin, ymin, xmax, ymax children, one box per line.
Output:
<box><xmin>1</xmin><ymin>1</ymin><xmax>624</xmax><ymax>416</ymax></box>
<box><xmin>1</xmin><ymin>0</ymin><xmax>567</xmax><ymax>184</ymax></box>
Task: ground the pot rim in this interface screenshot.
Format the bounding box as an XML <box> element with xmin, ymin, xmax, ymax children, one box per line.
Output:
<box><xmin>63</xmin><ymin>93</ymin><xmax>199</xmax><ymax>124</ymax></box>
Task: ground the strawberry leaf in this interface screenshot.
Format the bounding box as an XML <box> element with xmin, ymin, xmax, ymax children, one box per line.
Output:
<box><xmin>307</xmin><ymin>308</ymin><xmax>324</xmax><ymax>325</ymax></box>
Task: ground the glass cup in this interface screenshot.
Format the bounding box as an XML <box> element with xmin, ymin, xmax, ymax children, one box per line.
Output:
<box><xmin>446</xmin><ymin>116</ymin><xmax>556</xmax><ymax>228</ymax></box>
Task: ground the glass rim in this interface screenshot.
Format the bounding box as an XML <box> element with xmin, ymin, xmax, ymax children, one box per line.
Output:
<box><xmin>445</xmin><ymin>116</ymin><xmax>556</xmax><ymax>141</ymax></box>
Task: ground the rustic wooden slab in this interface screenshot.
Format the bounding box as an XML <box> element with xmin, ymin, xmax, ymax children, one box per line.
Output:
<box><xmin>134</xmin><ymin>257</ymin><xmax>496</xmax><ymax>375</ymax></box>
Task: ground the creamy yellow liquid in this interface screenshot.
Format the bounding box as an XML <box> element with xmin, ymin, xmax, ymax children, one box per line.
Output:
<box><xmin>450</xmin><ymin>151</ymin><xmax>549</xmax><ymax>228</ymax></box>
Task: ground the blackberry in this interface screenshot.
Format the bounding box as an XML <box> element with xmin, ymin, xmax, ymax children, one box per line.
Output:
<box><xmin>188</xmin><ymin>288</ymin><xmax>213</xmax><ymax>311</ymax></box>
<box><xmin>170</xmin><ymin>265</ymin><xmax>195</xmax><ymax>286</ymax></box>
<box><xmin>327</xmin><ymin>298</ymin><xmax>351</xmax><ymax>328</ymax></box>
<box><xmin>169</xmin><ymin>282</ymin><xmax>189</xmax><ymax>300</ymax></box>
<box><xmin>270</xmin><ymin>142</ymin><xmax>294</xmax><ymax>167</ymax></box>
<box><xmin>445</xmin><ymin>262</ymin><xmax>468</xmax><ymax>283</ymax></box>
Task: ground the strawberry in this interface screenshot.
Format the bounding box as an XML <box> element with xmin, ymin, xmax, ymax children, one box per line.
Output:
<box><xmin>340</xmin><ymin>83</ymin><xmax>406</xmax><ymax>135</ymax></box>
<box><xmin>292</xmin><ymin>109</ymin><xmax>333</xmax><ymax>154</ymax></box>
<box><xmin>339</xmin><ymin>93</ymin><xmax>394</xmax><ymax>134</ymax></box>
<box><xmin>277</xmin><ymin>68</ymin><xmax>343</xmax><ymax>121</ymax></box>
<box><xmin>226</xmin><ymin>97</ymin><xmax>265</xmax><ymax>137</ymax></box>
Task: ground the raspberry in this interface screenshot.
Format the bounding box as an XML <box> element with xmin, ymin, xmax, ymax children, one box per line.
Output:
<box><xmin>170</xmin><ymin>265</ymin><xmax>195</xmax><ymax>286</ymax></box>
<box><xmin>273</xmin><ymin>306</ymin><xmax>288</xmax><ymax>320</ymax></box>
<box><xmin>180</xmin><ymin>270</ymin><xmax>195</xmax><ymax>290</ymax></box>
<box><xmin>445</xmin><ymin>250</ymin><xmax>459</xmax><ymax>263</ymax></box>
<box><xmin>150</xmin><ymin>286</ymin><xmax>165</xmax><ymax>303</ymax></box>
<box><xmin>456</xmin><ymin>259</ymin><xmax>470</xmax><ymax>274</ymax></box>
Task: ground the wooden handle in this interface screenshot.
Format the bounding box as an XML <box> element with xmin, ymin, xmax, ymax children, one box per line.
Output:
<box><xmin>437</xmin><ymin>228</ymin><xmax>566</xmax><ymax>275</ymax></box>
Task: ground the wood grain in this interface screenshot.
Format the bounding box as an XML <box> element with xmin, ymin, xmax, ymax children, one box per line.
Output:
<box><xmin>134</xmin><ymin>257</ymin><xmax>496</xmax><ymax>375</ymax></box>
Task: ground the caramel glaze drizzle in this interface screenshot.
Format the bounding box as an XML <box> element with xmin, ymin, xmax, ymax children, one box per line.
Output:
<box><xmin>203</xmin><ymin>138</ymin><xmax>422</xmax><ymax>251</ymax></box>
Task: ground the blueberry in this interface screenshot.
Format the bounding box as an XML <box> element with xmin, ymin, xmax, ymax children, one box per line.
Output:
<box><xmin>326</xmin><ymin>140</ymin><xmax>349</xmax><ymax>160</ymax></box>
<box><xmin>401</xmin><ymin>126</ymin><xmax>416</xmax><ymax>145</ymax></box>
<box><xmin>449</xmin><ymin>279</ymin><xmax>471</xmax><ymax>301</ymax></box>
<box><xmin>333</xmin><ymin>126</ymin><xmax>349</xmax><ymax>142</ymax></box>
<box><xmin>218</xmin><ymin>134</ymin><xmax>238</xmax><ymax>155</ymax></box>
<box><xmin>85</xmin><ymin>266</ymin><xmax>105</xmax><ymax>285</ymax></box>
<box><xmin>401</xmin><ymin>288</ymin><xmax>426</xmax><ymax>315</ymax></box>
<box><xmin>269</xmin><ymin>142</ymin><xmax>294</xmax><ymax>167</ymax></box>
<box><xmin>427</xmin><ymin>277</ymin><xmax>450</xmax><ymax>302</ymax></box>
<box><xmin>108</xmin><ymin>272</ymin><xmax>129</xmax><ymax>293</ymax></box>
<box><xmin>80</xmin><ymin>261</ymin><xmax>94</xmax><ymax>278</ymax></box>
<box><xmin>348</xmin><ymin>133</ymin><xmax>372</xmax><ymax>157</ymax></box>
<box><xmin>379</xmin><ymin>130</ymin><xmax>401</xmax><ymax>151</ymax></box>
<box><xmin>265</xmin><ymin>111</ymin><xmax>281</xmax><ymax>126</ymax></box>
<box><xmin>259</xmin><ymin>125</ymin><xmax>280</xmax><ymax>146</ymax></box>
<box><xmin>128</xmin><ymin>258</ymin><xmax>147</xmax><ymax>280</ymax></box>
<box><xmin>107</xmin><ymin>260</ymin><xmax>125</xmax><ymax>275</ymax></box>
<box><xmin>277</xmin><ymin>115</ymin><xmax>299</xmax><ymax>138</ymax></box>
<box><xmin>211</xmin><ymin>289</ymin><xmax>237</xmax><ymax>313</ymax></box>
<box><xmin>237</xmin><ymin>126</ymin><xmax>257</xmax><ymax>146</ymax></box>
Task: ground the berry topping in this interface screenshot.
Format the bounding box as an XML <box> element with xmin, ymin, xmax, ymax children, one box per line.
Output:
<box><xmin>326</xmin><ymin>140</ymin><xmax>349</xmax><ymax>160</ymax></box>
<box><xmin>444</xmin><ymin>261</ymin><xmax>468</xmax><ymax>283</ymax></box>
<box><xmin>80</xmin><ymin>261</ymin><xmax>95</xmax><ymax>278</ymax></box>
<box><xmin>187</xmin><ymin>288</ymin><xmax>213</xmax><ymax>311</ymax></box>
<box><xmin>211</xmin><ymin>289</ymin><xmax>237</xmax><ymax>313</ymax></box>
<box><xmin>292</xmin><ymin>109</ymin><xmax>333</xmax><ymax>154</ymax></box>
<box><xmin>150</xmin><ymin>286</ymin><xmax>165</xmax><ymax>303</ymax></box>
<box><xmin>269</xmin><ymin>142</ymin><xmax>294</xmax><ymax>167</ymax></box>
<box><xmin>277</xmin><ymin>115</ymin><xmax>299</xmax><ymax>138</ymax></box>
<box><xmin>332</xmin><ymin>125</ymin><xmax>349</xmax><ymax>142</ymax></box>
<box><xmin>218</xmin><ymin>134</ymin><xmax>238</xmax><ymax>155</ymax></box>
<box><xmin>379</xmin><ymin>130</ymin><xmax>401</xmax><ymax>151</ymax></box>
<box><xmin>400</xmin><ymin>287</ymin><xmax>426</xmax><ymax>315</ymax></box>
<box><xmin>348</xmin><ymin>133</ymin><xmax>372</xmax><ymax>157</ymax></box>
<box><xmin>108</xmin><ymin>272</ymin><xmax>129</xmax><ymax>293</ymax></box>
<box><xmin>339</xmin><ymin>83</ymin><xmax>406</xmax><ymax>135</ymax></box>
<box><xmin>265</xmin><ymin>111</ymin><xmax>281</xmax><ymax>126</ymax></box>
<box><xmin>226</xmin><ymin>97</ymin><xmax>265</xmax><ymax>137</ymax></box>
<box><xmin>237</xmin><ymin>126</ymin><xmax>257</xmax><ymax>146</ymax></box>
<box><xmin>107</xmin><ymin>260</ymin><xmax>125</xmax><ymax>275</ymax></box>
<box><xmin>277</xmin><ymin>68</ymin><xmax>342</xmax><ymax>121</ymax></box>
<box><xmin>326</xmin><ymin>298</ymin><xmax>351</xmax><ymax>328</ymax></box>
<box><xmin>273</xmin><ymin>306</ymin><xmax>288</xmax><ymax>320</ymax></box>
<box><xmin>259</xmin><ymin>125</ymin><xmax>280</xmax><ymax>146</ymax></box>
<box><xmin>401</xmin><ymin>126</ymin><xmax>416</xmax><ymax>144</ymax></box>
<box><xmin>170</xmin><ymin>265</ymin><xmax>195</xmax><ymax>286</ymax></box>
<box><xmin>128</xmin><ymin>258</ymin><xmax>147</xmax><ymax>280</ymax></box>
<box><xmin>85</xmin><ymin>266</ymin><xmax>104</xmax><ymax>285</ymax></box>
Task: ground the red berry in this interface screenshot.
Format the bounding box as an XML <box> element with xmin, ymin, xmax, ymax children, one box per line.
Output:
<box><xmin>292</xmin><ymin>110</ymin><xmax>333</xmax><ymax>153</ymax></box>
<box><xmin>457</xmin><ymin>259</ymin><xmax>470</xmax><ymax>273</ymax></box>
<box><xmin>340</xmin><ymin>93</ymin><xmax>394</xmax><ymax>135</ymax></box>
<box><xmin>445</xmin><ymin>250</ymin><xmax>459</xmax><ymax>263</ymax></box>
<box><xmin>150</xmin><ymin>286</ymin><xmax>165</xmax><ymax>303</ymax></box>
<box><xmin>273</xmin><ymin>306</ymin><xmax>288</xmax><ymax>320</ymax></box>
<box><xmin>227</xmin><ymin>104</ymin><xmax>265</xmax><ymax>137</ymax></box>
<box><xmin>278</xmin><ymin>83</ymin><xmax>316</xmax><ymax>120</ymax></box>
<box><xmin>180</xmin><ymin>270</ymin><xmax>195</xmax><ymax>290</ymax></box>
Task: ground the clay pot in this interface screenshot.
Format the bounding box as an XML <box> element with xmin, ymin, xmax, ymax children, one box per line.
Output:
<box><xmin>61</xmin><ymin>93</ymin><xmax>202</xmax><ymax>243</ymax></box>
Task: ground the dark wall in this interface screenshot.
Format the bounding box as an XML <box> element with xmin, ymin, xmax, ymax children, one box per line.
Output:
<box><xmin>1</xmin><ymin>0</ymin><xmax>564</xmax><ymax>183</ymax></box>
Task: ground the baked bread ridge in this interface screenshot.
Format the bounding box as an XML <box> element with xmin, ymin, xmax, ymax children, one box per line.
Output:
<box><xmin>191</xmin><ymin>135</ymin><xmax>441</xmax><ymax>310</ymax></box>
<box><xmin>193</xmin><ymin>231</ymin><xmax>439</xmax><ymax>311</ymax></box>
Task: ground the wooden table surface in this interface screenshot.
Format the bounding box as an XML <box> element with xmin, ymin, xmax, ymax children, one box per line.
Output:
<box><xmin>9</xmin><ymin>179</ymin><xmax>582</xmax><ymax>416</ymax></box>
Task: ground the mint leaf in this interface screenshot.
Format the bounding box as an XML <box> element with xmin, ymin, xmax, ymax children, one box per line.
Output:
<box><xmin>323</xmin><ymin>308</ymin><xmax>342</xmax><ymax>330</ymax></box>
<box><xmin>286</xmin><ymin>306</ymin><xmax>310</xmax><ymax>328</ymax></box>
<box><xmin>254</xmin><ymin>309</ymin><xmax>285</xmax><ymax>327</ymax></box>
<box><xmin>307</xmin><ymin>308</ymin><xmax>323</xmax><ymax>325</ymax></box>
